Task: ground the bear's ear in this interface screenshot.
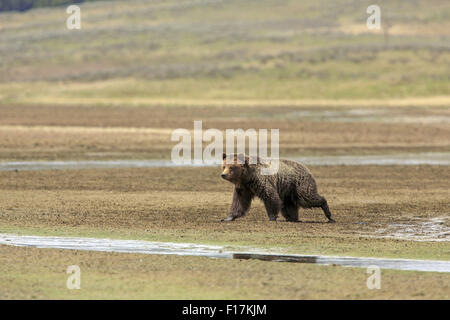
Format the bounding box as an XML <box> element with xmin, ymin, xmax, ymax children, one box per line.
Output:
<box><xmin>222</xmin><ymin>153</ymin><xmax>227</xmax><ymax>160</ymax></box>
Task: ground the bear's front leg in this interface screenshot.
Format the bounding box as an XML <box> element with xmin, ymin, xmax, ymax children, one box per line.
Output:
<box><xmin>263</xmin><ymin>198</ymin><xmax>282</xmax><ymax>221</ymax></box>
<box><xmin>220</xmin><ymin>186</ymin><xmax>253</xmax><ymax>222</ymax></box>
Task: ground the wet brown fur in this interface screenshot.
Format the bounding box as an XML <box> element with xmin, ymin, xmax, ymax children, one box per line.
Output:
<box><xmin>220</xmin><ymin>153</ymin><xmax>335</xmax><ymax>223</ymax></box>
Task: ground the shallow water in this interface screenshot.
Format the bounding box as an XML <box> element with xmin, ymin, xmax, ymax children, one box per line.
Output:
<box><xmin>0</xmin><ymin>153</ymin><xmax>449</xmax><ymax>171</ymax></box>
<box><xmin>1</xmin><ymin>234</ymin><xmax>449</xmax><ymax>273</ymax></box>
<box><xmin>0</xmin><ymin>160</ymin><xmax>210</xmax><ymax>171</ymax></box>
<box><xmin>281</xmin><ymin>109</ymin><xmax>450</xmax><ymax>124</ymax></box>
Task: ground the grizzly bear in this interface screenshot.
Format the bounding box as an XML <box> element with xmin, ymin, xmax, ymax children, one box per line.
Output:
<box><xmin>220</xmin><ymin>153</ymin><xmax>335</xmax><ymax>223</ymax></box>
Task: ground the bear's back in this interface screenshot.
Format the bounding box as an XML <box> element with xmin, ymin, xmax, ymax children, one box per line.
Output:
<box><xmin>278</xmin><ymin>158</ymin><xmax>313</xmax><ymax>179</ymax></box>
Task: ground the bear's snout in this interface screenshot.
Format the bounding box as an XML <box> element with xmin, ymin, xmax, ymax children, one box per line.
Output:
<box><xmin>221</xmin><ymin>173</ymin><xmax>227</xmax><ymax>180</ymax></box>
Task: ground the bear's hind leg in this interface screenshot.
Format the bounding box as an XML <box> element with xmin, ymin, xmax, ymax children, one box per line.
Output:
<box><xmin>304</xmin><ymin>194</ymin><xmax>335</xmax><ymax>223</ymax></box>
<box><xmin>320</xmin><ymin>198</ymin><xmax>335</xmax><ymax>223</ymax></box>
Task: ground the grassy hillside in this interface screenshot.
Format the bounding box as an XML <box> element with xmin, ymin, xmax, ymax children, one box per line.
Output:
<box><xmin>0</xmin><ymin>0</ymin><xmax>449</xmax><ymax>103</ymax></box>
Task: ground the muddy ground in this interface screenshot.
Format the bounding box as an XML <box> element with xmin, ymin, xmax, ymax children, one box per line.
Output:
<box><xmin>0</xmin><ymin>105</ymin><xmax>449</xmax><ymax>160</ymax></box>
<box><xmin>0</xmin><ymin>104</ymin><xmax>448</xmax><ymax>299</ymax></box>
<box><xmin>0</xmin><ymin>165</ymin><xmax>448</xmax><ymax>260</ymax></box>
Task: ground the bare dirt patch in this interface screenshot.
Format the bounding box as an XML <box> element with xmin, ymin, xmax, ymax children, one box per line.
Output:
<box><xmin>0</xmin><ymin>105</ymin><xmax>449</xmax><ymax>160</ymax></box>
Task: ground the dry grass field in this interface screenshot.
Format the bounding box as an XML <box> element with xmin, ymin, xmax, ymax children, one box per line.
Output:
<box><xmin>1</xmin><ymin>245</ymin><xmax>449</xmax><ymax>300</ymax></box>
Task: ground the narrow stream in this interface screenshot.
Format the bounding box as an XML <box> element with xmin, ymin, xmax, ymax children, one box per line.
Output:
<box><xmin>1</xmin><ymin>234</ymin><xmax>448</xmax><ymax>273</ymax></box>
<box><xmin>0</xmin><ymin>153</ymin><xmax>449</xmax><ymax>171</ymax></box>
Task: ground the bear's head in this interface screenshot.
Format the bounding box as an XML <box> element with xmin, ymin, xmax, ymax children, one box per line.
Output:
<box><xmin>220</xmin><ymin>153</ymin><xmax>249</xmax><ymax>184</ymax></box>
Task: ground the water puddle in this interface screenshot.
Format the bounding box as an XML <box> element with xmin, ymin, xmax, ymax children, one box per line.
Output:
<box><xmin>0</xmin><ymin>153</ymin><xmax>449</xmax><ymax>171</ymax></box>
<box><xmin>280</xmin><ymin>109</ymin><xmax>450</xmax><ymax>124</ymax></box>
<box><xmin>371</xmin><ymin>217</ymin><xmax>450</xmax><ymax>242</ymax></box>
<box><xmin>0</xmin><ymin>234</ymin><xmax>449</xmax><ymax>273</ymax></box>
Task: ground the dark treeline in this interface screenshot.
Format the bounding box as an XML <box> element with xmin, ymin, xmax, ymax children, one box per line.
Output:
<box><xmin>0</xmin><ymin>0</ymin><xmax>102</xmax><ymax>12</ymax></box>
